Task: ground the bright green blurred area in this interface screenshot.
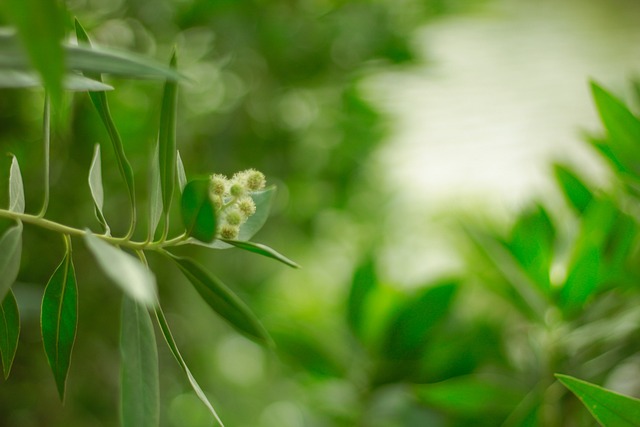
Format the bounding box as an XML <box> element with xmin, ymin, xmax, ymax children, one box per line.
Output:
<box><xmin>3</xmin><ymin>0</ymin><xmax>640</xmax><ymax>426</ymax></box>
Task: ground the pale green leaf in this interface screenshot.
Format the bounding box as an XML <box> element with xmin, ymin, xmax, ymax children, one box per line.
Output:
<box><xmin>149</xmin><ymin>142</ymin><xmax>162</xmax><ymax>239</ymax></box>
<box><xmin>0</xmin><ymin>290</ymin><xmax>19</xmax><ymax>379</ymax></box>
<box><xmin>176</xmin><ymin>151</ymin><xmax>187</xmax><ymax>193</ymax></box>
<box><xmin>0</xmin><ymin>221</ymin><xmax>22</xmax><ymax>301</ymax></box>
<box><xmin>0</xmin><ymin>70</ymin><xmax>113</xmax><ymax>91</ymax></box>
<box><xmin>9</xmin><ymin>155</ymin><xmax>24</xmax><ymax>214</ymax></box>
<box><xmin>221</xmin><ymin>239</ymin><xmax>300</xmax><ymax>268</ymax></box>
<box><xmin>84</xmin><ymin>233</ymin><xmax>157</xmax><ymax>307</ymax></box>
<box><xmin>88</xmin><ymin>144</ymin><xmax>111</xmax><ymax>235</ymax></box>
<box><xmin>120</xmin><ymin>296</ymin><xmax>159</xmax><ymax>427</ymax></box>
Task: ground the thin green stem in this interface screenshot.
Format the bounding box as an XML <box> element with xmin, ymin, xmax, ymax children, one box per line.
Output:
<box><xmin>38</xmin><ymin>95</ymin><xmax>51</xmax><ymax>218</ymax></box>
<box><xmin>0</xmin><ymin>208</ymin><xmax>186</xmax><ymax>251</ymax></box>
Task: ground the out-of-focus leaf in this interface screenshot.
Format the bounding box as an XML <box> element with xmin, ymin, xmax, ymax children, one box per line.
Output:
<box><xmin>9</xmin><ymin>155</ymin><xmax>24</xmax><ymax>214</ymax></box>
<box><xmin>154</xmin><ymin>306</ymin><xmax>224</xmax><ymax>426</ymax></box>
<box><xmin>221</xmin><ymin>239</ymin><xmax>300</xmax><ymax>268</ymax></box>
<box><xmin>0</xmin><ymin>290</ymin><xmax>19</xmax><ymax>379</ymax></box>
<box><xmin>166</xmin><ymin>253</ymin><xmax>271</xmax><ymax>346</ymax></box>
<box><xmin>176</xmin><ymin>151</ymin><xmax>187</xmax><ymax>193</ymax></box>
<box><xmin>0</xmin><ymin>221</ymin><xmax>22</xmax><ymax>301</ymax></box>
<box><xmin>88</xmin><ymin>145</ymin><xmax>110</xmax><ymax>235</ymax></box>
<box><xmin>120</xmin><ymin>296</ymin><xmax>159</xmax><ymax>427</ymax></box>
<box><xmin>381</xmin><ymin>280</ymin><xmax>457</xmax><ymax>359</ymax></box>
<box><xmin>0</xmin><ymin>70</ymin><xmax>113</xmax><ymax>91</ymax></box>
<box><xmin>84</xmin><ymin>233</ymin><xmax>157</xmax><ymax>307</ymax></box>
<box><xmin>347</xmin><ymin>256</ymin><xmax>377</xmax><ymax>339</ymax></box>
<box><xmin>553</xmin><ymin>164</ymin><xmax>594</xmax><ymax>213</ymax></box>
<box><xmin>149</xmin><ymin>143</ymin><xmax>162</xmax><ymax>240</ymax></box>
<box><xmin>415</xmin><ymin>375</ymin><xmax>524</xmax><ymax>417</ymax></box>
<box><xmin>556</xmin><ymin>374</ymin><xmax>640</xmax><ymax>426</ymax></box>
<box><xmin>2</xmin><ymin>0</ymin><xmax>65</xmax><ymax>104</ymax></box>
<box><xmin>41</xmin><ymin>248</ymin><xmax>77</xmax><ymax>400</ymax></box>
<box><xmin>181</xmin><ymin>179</ymin><xmax>217</xmax><ymax>243</ymax></box>
<box><xmin>508</xmin><ymin>205</ymin><xmax>554</xmax><ymax>295</ymax></box>
<box><xmin>159</xmin><ymin>51</ymin><xmax>178</xmax><ymax>222</ymax></box>
<box><xmin>591</xmin><ymin>82</ymin><xmax>640</xmax><ymax>177</ymax></box>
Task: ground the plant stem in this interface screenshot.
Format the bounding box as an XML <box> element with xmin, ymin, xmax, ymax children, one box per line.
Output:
<box><xmin>0</xmin><ymin>208</ymin><xmax>186</xmax><ymax>250</ymax></box>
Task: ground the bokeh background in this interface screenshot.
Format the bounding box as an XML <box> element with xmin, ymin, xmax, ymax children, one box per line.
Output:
<box><xmin>2</xmin><ymin>0</ymin><xmax>640</xmax><ymax>426</ymax></box>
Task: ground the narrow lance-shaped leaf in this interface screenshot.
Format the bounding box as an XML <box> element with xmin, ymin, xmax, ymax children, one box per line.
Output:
<box><xmin>0</xmin><ymin>290</ymin><xmax>19</xmax><ymax>379</ymax></box>
<box><xmin>0</xmin><ymin>70</ymin><xmax>113</xmax><ymax>91</ymax></box>
<box><xmin>159</xmin><ymin>51</ymin><xmax>178</xmax><ymax>223</ymax></box>
<box><xmin>75</xmin><ymin>21</ymin><xmax>136</xmax><ymax>235</ymax></box>
<box><xmin>84</xmin><ymin>233</ymin><xmax>157</xmax><ymax>307</ymax></box>
<box><xmin>148</xmin><ymin>142</ymin><xmax>162</xmax><ymax>240</ymax></box>
<box><xmin>556</xmin><ymin>374</ymin><xmax>640</xmax><ymax>426</ymax></box>
<box><xmin>165</xmin><ymin>253</ymin><xmax>271</xmax><ymax>346</ymax></box>
<box><xmin>88</xmin><ymin>144</ymin><xmax>111</xmax><ymax>235</ymax></box>
<box><xmin>176</xmin><ymin>151</ymin><xmax>187</xmax><ymax>193</ymax></box>
<box><xmin>155</xmin><ymin>306</ymin><xmax>225</xmax><ymax>426</ymax></box>
<box><xmin>0</xmin><ymin>221</ymin><xmax>22</xmax><ymax>301</ymax></box>
<box><xmin>9</xmin><ymin>155</ymin><xmax>24</xmax><ymax>214</ymax></box>
<box><xmin>221</xmin><ymin>239</ymin><xmax>300</xmax><ymax>268</ymax></box>
<box><xmin>41</xmin><ymin>243</ymin><xmax>77</xmax><ymax>400</ymax></box>
<box><xmin>120</xmin><ymin>296</ymin><xmax>159</xmax><ymax>427</ymax></box>
<box><xmin>181</xmin><ymin>179</ymin><xmax>217</xmax><ymax>243</ymax></box>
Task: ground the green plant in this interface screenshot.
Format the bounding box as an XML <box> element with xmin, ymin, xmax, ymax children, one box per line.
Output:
<box><xmin>0</xmin><ymin>18</ymin><xmax>297</xmax><ymax>427</ymax></box>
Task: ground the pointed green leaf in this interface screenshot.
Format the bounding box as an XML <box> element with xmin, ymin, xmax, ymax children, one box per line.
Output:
<box><xmin>0</xmin><ymin>221</ymin><xmax>22</xmax><ymax>301</ymax></box>
<box><xmin>9</xmin><ymin>155</ymin><xmax>24</xmax><ymax>214</ymax></box>
<box><xmin>88</xmin><ymin>144</ymin><xmax>111</xmax><ymax>235</ymax></box>
<box><xmin>120</xmin><ymin>296</ymin><xmax>159</xmax><ymax>427</ymax></box>
<box><xmin>181</xmin><ymin>179</ymin><xmax>217</xmax><ymax>243</ymax></box>
<box><xmin>176</xmin><ymin>151</ymin><xmax>187</xmax><ymax>193</ymax></box>
<box><xmin>41</xmin><ymin>248</ymin><xmax>77</xmax><ymax>400</ymax></box>
<box><xmin>591</xmin><ymin>82</ymin><xmax>640</xmax><ymax>177</ymax></box>
<box><xmin>166</xmin><ymin>253</ymin><xmax>271</xmax><ymax>346</ymax></box>
<box><xmin>84</xmin><ymin>233</ymin><xmax>157</xmax><ymax>307</ymax></box>
<box><xmin>0</xmin><ymin>290</ymin><xmax>19</xmax><ymax>379</ymax></box>
<box><xmin>149</xmin><ymin>143</ymin><xmax>163</xmax><ymax>240</ymax></box>
<box><xmin>155</xmin><ymin>306</ymin><xmax>225</xmax><ymax>426</ymax></box>
<box><xmin>159</xmin><ymin>51</ymin><xmax>178</xmax><ymax>221</ymax></box>
<box><xmin>2</xmin><ymin>0</ymin><xmax>65</xmax><ymax>104</ymax></box>
<box><xmin>221</xmin><ymin>239</ymin><xmax>300</xmax><ymax>268</ymax></box>
<box><xmin>0</xmin><ymin>70</ymin><xmax>113</xmax><ymax>91</ymax></box>
<box><xmin>553</xmin><ymin>164</ymin><xmax>594</xmax><ymax>213</ymax></box>
<box><xmin>556</xmin><ymin>374</ymin><xmax>640</xmax><ymax>426</ymax></box>
<box><xmin>347</xmin><ymin>256</ymin><xmax>377</xmax><ymax>338</ymax></box>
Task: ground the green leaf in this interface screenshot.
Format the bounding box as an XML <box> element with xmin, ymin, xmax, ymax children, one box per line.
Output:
<box><xmin>75</xmin><ymin>21</ymin><xmax>136</xmax><ymax>230</ymax></box>
<box><xmin>155</xmin><ymin>306</ymin><xmax>225</xmax><ymax>426</ymax></box>
<box><xmin>9</xmin><ymin>155</ymin><xmax>24</xmax><ymax>214</ymax></box>
<box><xmin>553</xmin><ymin>164</ymin><xmax>594</xmax><ymax>213</ymax></box>
<box><xmin>166</xmin><ymin>253</ymin><xmax>271</xmax><ymax>346</ymax></box>
<box><xmin>181</xmin><ymin>179</ymin><xmax>217</xmax><ymax>243</ymax></box>
<box><xmin>0</xmin><ymin>290</ymin><xmax>19</xmax><ymax>379</ymax></box>
<box><xmin>221</xmin><ymin>239</ymin><xmax>300</xmax><ymax>268</ymax></box>
<box><xmin>591</xmin><ymin>81</ymin><xmax>640</xmax><ymax>177</ymax></box>
<box><xmin>2</xmin><ymin>0</ymin><xmax>65</xmax><ymax>104</ymax></box>
<box><xmin>415</xmin><ymin>375</ymin><xmax>524</xmax><ymax>417</ymax></box>
<box><xmin>347</xmin><ymin>256</ymin><xmax>377</xmax><ymax>339</ymax></box>
<box><xmin>0</xmin><ymin>221</ymin><xmax>22</xmax><ymax>301</ymax></box>
<box><xmin>148</xmin><ymin>143</ymin><xmax>162</xmax><ymax>240</ymax></box>
<box><xmin>0</xmin><ymin>70</ymin><xmax>113</xmax><ymax>91</ymax></box>
<box><xmin>176</xmin><ymin>151</ymin><xmax>187</xmax><ymax>193</ymax></box>
<box><xmin>88</xmin><ymin>144</ymin><xmax>111</xmax><ymax>235</ymax></box>
<box><xmin>120</xmin><ymin>296</ymin><xmax>159</xmax><ymax>427</ymax></box>
<box><xmin>84</xmin><ymin>233</ymin><xmax>157</xmax><ymax>307</ymax></box>
<box><xmin>381</xmin><ymin>280</ymin><xmax>457</xmax><ymax>359</ymax></box>
<box><xmin>41</xmin><ymin>246</ymin><xmax>77</xmax><ymax>400</ymax></box>
<box><xmin>556</xmin><ymin>374</ymin><xmax>640</xmax><ymax>426</ymax></box>
<box><xmin>159</xmin><ymin>51</ymin><xmax>178</xmax><ymax>221</ymax></box>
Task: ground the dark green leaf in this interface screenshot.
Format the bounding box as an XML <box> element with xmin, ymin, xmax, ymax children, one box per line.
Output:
<box><xmin>181</xmin><ymin>179</ymin><xmax>217</xmax><ymax>243</ymax></box>
<box><xmin>381</xmin><ymin>280</ymin><xmax>457</xmax><ymax>359</ymax></box>
<box><xmin>120</xmin><ymin>296</ymin><xmax>159</xmax><ymax>427</ymax></box>
<box><xmin>88</xmin><ymin>145</ymin><xmax>110</xmax><ymax>235</ymax></box>
<box><xmin>2</xmin><ymin>0</ymin><xmax>65</xmax><ymax>104</ymax></box>
<box><xmin>41</xmin><ymin>248</ymin><xmax>77</xmax><ymax>400</ymax></box>
<box><xmin>166</xmin><ymin>253</ymin><xmax>271</xmax><ymax>346</ymax></box>
<box><xmin>0</xmin><ymin>221</ymin><xmax>22</xmax><ymax>301</ymax></box>
<box><xmin>553</xmin><ymin>164</ymin><xmax>594</xmax><ymax>213</ymax></box>
<box><xmin>9</xmin><ymin>155</ymin><xmax>24</xmax><ymax>214</ymax></box>
<box><xmin>159</xmin><ymin>51</ymin><xmax>178</xmax><ymax>221</ymax></box>
<box><xmin>347</xmin><ymin>256</ymin><xmax>377</xmax><ymax>339</ymax></box>
<box><xmin>556</xmin><ymin>374</ymin><xmax>640</xmax><ymax>426</ymax></box>
<box><xmin>155</xmin><ymin>306</ymin><xmax>224</xmax><ymax>426</ymax></box>
<box><xmin>221</xmin><ymin>239</ymin><xmax>300</xmax><ymax>268</ymax></box>
<box><xmin>0</xmin><ymin>290</ymin><xmax>19</xmax><ymax>379</ymax></box>
<box><xmin>84</xmin><ymin>233</ymin><xmax>157</xmax><ymax>307</ymax></box>
<box><xmin>591</xmin><ymin>81</ymin><xmax>640</xmax><ymax>177</ymax></box>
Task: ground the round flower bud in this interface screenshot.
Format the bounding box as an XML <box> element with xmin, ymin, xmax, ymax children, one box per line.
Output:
<box><xmin>238</xmin><ymin>197</ymin><xmax>256</xmax><ymax>217</ymax></box>
<box><xmin>245</xmin><ymin>169</ymin><xmax>266</xmax><ymax>192</ymax></box>
<box><xmin>219</xmin><ymin>223</ymin><xmax>239</xmax><ymax>239</ymax></box>
<box><xmin>210</xmin><ymin>174</ymin><xmax>227</xmax><ymax>196</ymax></box>
<box><xmin>225</xmin><ymin>209</ymin><xmax>243</xmax><ymax>226</ymax></box>
<box><xmin>211</xmin><ymin>195</ymin><xmax>223</xmax><ymax>210</ymax></box>
<box><xmin>229</xmin><ymin>182</ymin><xmax>246</xmax><ymax>197</ymax></box>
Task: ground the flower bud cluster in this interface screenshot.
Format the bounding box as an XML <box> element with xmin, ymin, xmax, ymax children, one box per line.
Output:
<box><xmin>210</xmin><ymin>169</ymin><xmax>266</xmax><ymax>240</ymax></box>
